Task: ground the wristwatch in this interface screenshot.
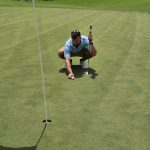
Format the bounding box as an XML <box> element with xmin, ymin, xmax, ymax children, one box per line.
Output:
<box><xmin>90</xmin><ymin>42</ymin><xmax>93</xmax><ymax>45</ymax></box>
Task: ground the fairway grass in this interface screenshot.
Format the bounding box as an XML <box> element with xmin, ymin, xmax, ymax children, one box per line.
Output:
<box><xmin>1</xmin><ymin>0</ymin><xmax>150</xmax><ymax>13</ymax></box>
<box><xmin>0</xmin><ymin>5</ymin><xmax>150</xmax><ymax>150</ymax></box>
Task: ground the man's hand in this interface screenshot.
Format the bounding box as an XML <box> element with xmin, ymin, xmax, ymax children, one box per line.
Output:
<box><xmin>65</xmin><ymin>58</ymin><xmax>74</xmax><ymax>80</ymax></box>
<box><xmin>68</xmin><ymin>72</ymin><xmax>74</xmax><ymax>80</ymax></box>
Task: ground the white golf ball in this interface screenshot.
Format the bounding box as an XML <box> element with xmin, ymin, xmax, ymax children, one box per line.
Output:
<box><xmin>85</xmin><ymin>71</ymin><xmax>88</xmax><ymax>75</ymax></box>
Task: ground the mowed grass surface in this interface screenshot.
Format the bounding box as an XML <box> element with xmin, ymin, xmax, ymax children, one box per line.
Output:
<box><xmin>0</xmin><ymin>4</ymin><xmax>150</xmax><ymax>150</ymax></box>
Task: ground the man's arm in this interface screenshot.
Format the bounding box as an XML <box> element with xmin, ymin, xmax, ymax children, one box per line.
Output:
<box><xmin>65</xmin><ymin>58</ymin><xmax>74</xmax><ymax>79</ymax></box>
<box><xmin>88</xmin><ymin>34</ymin><xmax>97</xmax><ymax>56</ymax></box>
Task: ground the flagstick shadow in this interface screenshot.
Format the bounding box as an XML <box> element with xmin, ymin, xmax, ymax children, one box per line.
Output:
<box><xmin>59</xmin><ymin>65</ymin><xmax>98</xmax><ymax>79</ymax></box>
<box><xmin>0</xmin><ymin>124</ymin><xmax>47</xmax><ymax>150</ymax></box>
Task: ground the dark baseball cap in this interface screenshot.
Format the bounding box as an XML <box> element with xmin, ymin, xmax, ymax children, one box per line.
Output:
<box><xmin>71</xmin><ymin>30</ymin><xmax>81</xmax><ymax>39</ymax></box>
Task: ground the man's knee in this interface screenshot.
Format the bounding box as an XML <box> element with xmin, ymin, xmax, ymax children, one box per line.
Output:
<box><xmin>58</xmin><ymin>48</ymin><xmax>65</xmax><ymax>59</ymax></box>
<box><xmin>58</xmin><ymin>51</ymin><xmax>63</xmax><ymax>59</ymax></box>
<box><xmin>89</xmin><ymin>49</ymin><xmax>97</xmax><ymax>58</ymax></box>
<box><xmin>87</xmin><ymin>50</ymin><xmax>97</xmax><ymax>58</ymax></box>
<box><xmin>92</xmin><ymin>50</ymin><xmax>97</xmax><ymax>57</ymax></box>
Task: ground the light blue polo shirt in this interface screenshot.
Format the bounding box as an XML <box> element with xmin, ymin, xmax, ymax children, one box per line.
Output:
<box><xmin>64</xmin><ymin>35</ymin><xmax>90</xmax><ymax>58</ymax></box>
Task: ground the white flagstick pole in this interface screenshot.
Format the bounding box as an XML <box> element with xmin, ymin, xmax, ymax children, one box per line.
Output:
<box><xmin>32</xmin><ymin>0</ymin><xmax>51</xmax><ymax>124</ymax></box>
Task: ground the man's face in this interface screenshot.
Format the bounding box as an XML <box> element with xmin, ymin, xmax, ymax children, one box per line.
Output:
<box><xmin>72</xmin><ymin>36</ymin><xmax>81</xmax><ymax>47</ymax></box>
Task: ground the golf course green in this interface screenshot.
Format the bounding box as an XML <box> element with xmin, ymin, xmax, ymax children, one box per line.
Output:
<box><xmin>0</xmin><ymin>0</ymin><xmax>150</xmax><ymax>149</ymax></box>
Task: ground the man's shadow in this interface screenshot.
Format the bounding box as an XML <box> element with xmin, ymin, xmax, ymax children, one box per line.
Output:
<box><xmin>59</xmin><ymin>65</ymin><xmax>98</xmax><ymax>79</ymax></box>
<box><xmin>0</xmin><ymin>124</ymin><xmax>47</xmax><ymax>150</ymax></box>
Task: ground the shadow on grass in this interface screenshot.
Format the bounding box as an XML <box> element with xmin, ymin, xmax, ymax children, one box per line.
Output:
<box><xmin>0</xmin><ymin>124</ymin><xmax>47</xmax><ymax>150</ymax></box>
<box><xmin>0</xmin><ymin>146</ymin><xmax>36</xmax><ymax>150</ymax></box>
<box><xmin>59</xmin><ymin>65</ymin><xmax>98</xmax><ymax>79</ymax></box>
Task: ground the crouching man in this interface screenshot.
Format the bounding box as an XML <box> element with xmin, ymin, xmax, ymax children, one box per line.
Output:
<box><xmin>58</xmin><ymin>30</ymin><xmax>97</xmax><ymax>79</ymax></box>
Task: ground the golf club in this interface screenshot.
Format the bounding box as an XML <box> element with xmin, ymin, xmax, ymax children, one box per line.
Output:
<box><xmin>86</xmin><ymin>25</ymin><xmax>93</xmax><ymax>75</ymax></box>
